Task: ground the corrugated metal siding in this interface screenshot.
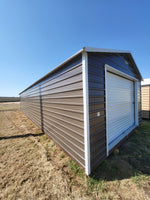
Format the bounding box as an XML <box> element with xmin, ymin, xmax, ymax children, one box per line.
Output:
<box><xmin>88</xmin><ymin>53</ymin><xmax>106</xmax><ymax>171</ymax></box>
<box><xmin>141</xmin><ymin>85</ymin><xmax>150</xmax><ymax>119</ymax></box>
<box><xmin>20</xmin><ymin>85</ymin><xmax>42</xmax><ymax>129</ymax></box>
<box><xmin>20</xmin><ymin>56</ymin><xmax>85</xmax><ymax>167</ymax></box>
<box><xmin>88</xmin><ymin>52</ymin><xmax>141</xmax><ymax>171</ymax></box>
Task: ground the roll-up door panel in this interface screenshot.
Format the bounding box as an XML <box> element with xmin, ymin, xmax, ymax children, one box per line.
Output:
<box><xmin>107</xmin><ymin>72</ymin><xmax>135</xmax><ymax>151</ymax></box>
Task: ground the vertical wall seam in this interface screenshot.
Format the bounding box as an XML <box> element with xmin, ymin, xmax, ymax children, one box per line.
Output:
<box><xmin>82</xmin><ymin>51</ymin><xmax>91</xmax><ymax>175</ymax></box>
<box><xmin>39</xmin><ymin>84</ymin><xmax>44</xmax><ymax>132</ymax></box>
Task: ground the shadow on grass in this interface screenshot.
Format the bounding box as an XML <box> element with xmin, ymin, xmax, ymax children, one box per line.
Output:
<box><xmin>90</xmin><ymin>120</ymin><xmax>150</xmax><ymax>181</ymax></box>
<box><xmin>0</xmin><ymin>132</ymin><xmax>44</xmax><ymax>140</ymax></box>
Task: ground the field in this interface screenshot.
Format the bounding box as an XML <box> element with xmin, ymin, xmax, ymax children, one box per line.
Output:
<box><xmin>0</xmin><ymin>102</ymin><xmax>150</xmax><ymax>200</ymax></box>
<box><xmin>0</xmin><ymin>97</ymin><xmax>20</xmax><ymax>102</ymax></box>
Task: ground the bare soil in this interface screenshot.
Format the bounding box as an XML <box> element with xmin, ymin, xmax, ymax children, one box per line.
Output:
<box><xmin>0</xmin><ymin>103</ymin><xmax>150</xmax><ymax>200</ymax></box>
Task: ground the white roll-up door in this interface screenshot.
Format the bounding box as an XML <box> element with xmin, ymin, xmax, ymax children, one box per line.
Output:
<box><xmin>107</xmin><ymin>72</ymin><xmax>135</xmax><ymax>151</ymax></box>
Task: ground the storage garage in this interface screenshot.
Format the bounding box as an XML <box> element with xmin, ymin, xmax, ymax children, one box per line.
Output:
<box><xmin>20</xmin><ymin>47</ymin><xmax>142</xmax><ymax>175</ymax></box>
<box><xmin>141</xmin><ymin>79</ymin><xmax>150</xmax><ymax>119</ymax></box>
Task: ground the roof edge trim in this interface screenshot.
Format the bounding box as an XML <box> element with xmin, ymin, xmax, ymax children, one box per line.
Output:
<box><xmin>19</xmin><ymin>46</ymin><xmax>142</xmax><ymax>95</ymax></box>
<box><xmin>83</xmin><ymin>47</ymin><xmax>131</xmax><ymax>53</ymax></box>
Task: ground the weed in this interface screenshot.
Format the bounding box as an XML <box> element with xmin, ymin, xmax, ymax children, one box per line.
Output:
<box><xmin>87</xmin><ymin>176</ymin><xmax>107</xmax><ymax>192</ymax></box>
<box><xmin>45</xmin><ymin>143</ymin><xmax>49</xmax><ymax>151</ymax></box>
<box><xmin>131</xmin><ymin>172</ymin><xmax>150</xmax><ymax>186</ymax></box>
<box><xmin>59</xmin><ymin>153</ymin><xmax>65</xmax><ymax>159</ymax></box>
<box><xmin>49</xmin><ymin>141</ymin><xmax>55</xmax><ymax>147</ymax></box>
<box><xmin>113</xmin><ymin>149</ymin><xmax>120</xmax><ymax>155</ymax></box>
<box><xmin>44</xmin><ymin>143</ymin><xmax>51</xmax><ymax>161</ymax></box>
<box><xmin>42</xmin><ymin>134</ymin><xmax>47</xmax><ymax>141</ymax></box>
<box><xmin>0</xmin><ymin>148</ymin><xmax>5</xmax><ymax>156</ymax></box>
<box><xmin>51</xmin><ymin>146</ymin><xmax>56</xmax><ymax>153</ymax></box>
<box><xmin>87</xmin><ymin>177</ymin><xmax>98</xmax><ymax>189</ymax></box>
<box><xmin>68</xmin><ymin>159</ymin><xmax>84</xmax><ymax>178</ymax></box>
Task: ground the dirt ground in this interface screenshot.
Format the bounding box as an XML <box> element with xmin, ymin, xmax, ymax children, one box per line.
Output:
<box><xmin>0</xmin><ymin>102</ymin><xmax>150</xmax><ymax>200</ymax></box>
<box><xmin>0</xmin><ymin>103</ymin><xmax>74</xmax><ymax>200</ymax></box>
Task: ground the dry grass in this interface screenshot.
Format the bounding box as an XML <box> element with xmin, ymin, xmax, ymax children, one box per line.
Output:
<box><xmin>0</xmin><ymin>102</ymin><xmax>20</xmax><ymax>111</ymax></box>
<box><xmin>0</xmin><ymin>103</ymin><xmax>150</xmax><ymax>200</ymax></box>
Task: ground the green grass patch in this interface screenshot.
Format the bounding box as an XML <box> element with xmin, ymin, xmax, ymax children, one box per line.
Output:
<box><xmin>68</xmin><ymin>159</ymin><xmax>84</xmax><ymax>178</ymax></box>
<box><xmin>69</xmin><ymin>120</ymin><xmax>150</xmax><ymax>191</ymax></box>
<box><xmin>131</xmin><ymin>172</ymin><xmax>150</xmax><ymax>186</ymax></box>
<box><xmin>87</xmin><ymin>176</ymin><xmax>107</xmax><ymax>192</ymax></box>
<box><xmin>59</xmin><ymin>153</ymin><xmax>66</xmax><ymax>159</ymax></box>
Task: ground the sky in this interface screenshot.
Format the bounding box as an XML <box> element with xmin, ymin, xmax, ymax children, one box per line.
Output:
<box><xmin>0</xmin><ymin>0</ymin><xmax>150</xmax><ymax>97</ymax></box>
